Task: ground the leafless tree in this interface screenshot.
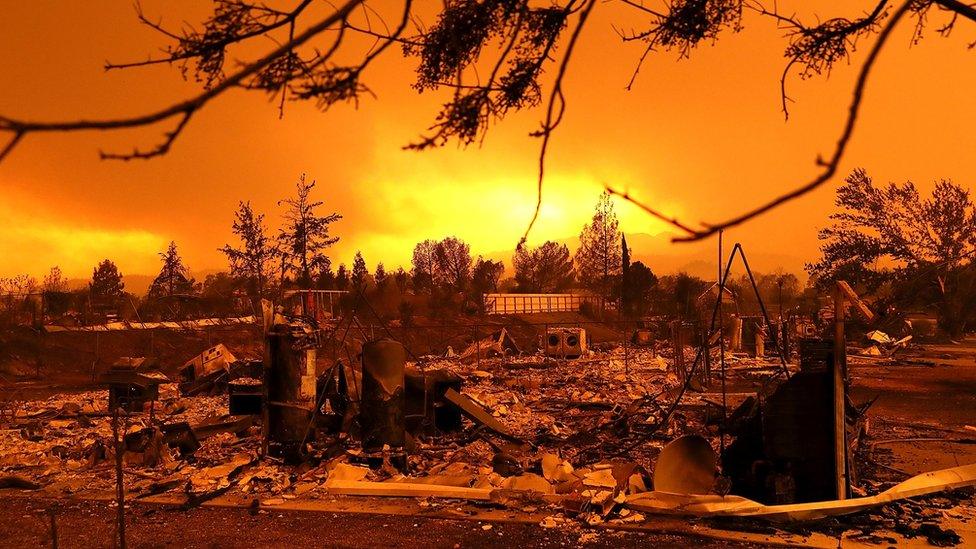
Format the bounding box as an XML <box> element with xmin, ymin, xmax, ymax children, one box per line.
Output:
<box><xmin>42</xmin><ymin>267</ymin><xmax>69</xmax><ymax>293</ymax></box>
<box><xmin>1</xmin><ymin>1</ymin><xmax>975</xmax><ymax>242</ymax></box>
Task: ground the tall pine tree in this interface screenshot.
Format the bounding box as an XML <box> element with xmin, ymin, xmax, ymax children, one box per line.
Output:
<box><xmin>575</xmin><ymin>192</ymin><xmax>622</xmax><ymax>297</ymax></box>
<box><xmin>90</xmin><ymin>259</ymin><xmax>125</xmax><ymax>302</ymax></box>
<box><xmin>148</xmin><ymin>241</ymin><xmax>196</xmax><ymax>298</ymax></box>
<box><xmin>278</xmin><ymin>174</ymin><xmax>341</xmax><ymax>288</ymax></box>
<box><xmin>220</xmin><ymin>201</ymin><xmax>277</xmax><ymax>298</ymax></box>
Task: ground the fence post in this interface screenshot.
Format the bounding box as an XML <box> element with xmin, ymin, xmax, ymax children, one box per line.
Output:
<box><xmin>624</xmin><ymin>321</ymin><xmax>630</xmax><ymax>376</ymax></box>
<box><xmin>48</xmin><ymin>504</ymin><xmax>58</xmax><ymax>549</ymax></box>
<box><xmin>91</xmin><ymin>332</ymin><xmax>100</xmax><ymax>383</ymax></box>
<box><xmin>112</xmin><ymin>406</ymin><xmax>127</xmax><ymax>549</ymax></box>
<box><xmin>544</xmin><ymin>323</ymin><xmax>549</xmax><ymax>366</ymax></box>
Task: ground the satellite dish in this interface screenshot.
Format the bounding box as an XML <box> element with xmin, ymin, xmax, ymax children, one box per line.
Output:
<box><xmin>653</xmin><ymin>435</ymin><xmax>718</xmax><ymax>495</ymax></box>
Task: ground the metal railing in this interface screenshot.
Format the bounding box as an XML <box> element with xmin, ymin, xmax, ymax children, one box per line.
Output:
<box><xmin>483</xmin><ymin>293</ymin><xmax>610</xmax><ymax>315</ymax></box>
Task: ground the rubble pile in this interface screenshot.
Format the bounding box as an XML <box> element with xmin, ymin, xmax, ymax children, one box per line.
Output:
<box><xmin>1</xmin><ymin>332</ymin><xmax>974</xmax><ymax>547</ymax></box>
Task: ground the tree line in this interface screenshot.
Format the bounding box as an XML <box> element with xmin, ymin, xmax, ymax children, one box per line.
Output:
<box><xmin>12</xmin><ymin>167</ymin><xmax>967</xmax><ymax>336</ymax></box>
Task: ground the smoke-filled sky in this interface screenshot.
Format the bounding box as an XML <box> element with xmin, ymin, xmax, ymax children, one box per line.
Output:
<box><xmin>1</xmin><ymin>1</ymin><xmax>974</xmax><ymax>280</ymax></box>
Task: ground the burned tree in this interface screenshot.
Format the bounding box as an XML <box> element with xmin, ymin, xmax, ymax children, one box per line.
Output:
<box><xmin>807</xmin><ymin>168</ymin><xmax>976</xmax><ymax>337</ymax></box>
<box><xmin>658</xmin><ymin>272</ymin><xmax>709</xmax><ymax>320</ymax></box>
<box><xmin>42</xmin><ymin>266</ymin><xmax>69</xmax><ymax>294</ymax></box>
<box><xmin>220</xmin><ymin>201</ymin><xmax>278</xmax><ymax>299</ymax></box>
<box><xmin>335</xmin><ymin>263</ymin><xmax>350</xmax><ymax>291</ymax></box>
<box><xmin>471</xmin><ymin>257</ymin><xmax>505</xmax><ymax>295</ymax></box>
<box><xmin>4</xmin><ymin>1</ymin><xmax>974</xmax><ymax>242</ymax></box>
<box><xmin>393</xmin><ymin>267</ymin><xmax>410</xmax><ymax>293</ymax></box>
<box><xmin>278</xmin><ymin>174</ymin><xmax>341</xmax><ymax>289</ymax></box>
<box><xmin>374</xmin><ymin>262</ymin><xmax>388</xmax><ymax>288</ymax></box>
<box><xmin>622</xmin><ymin>261</ymin><xmax>658</xmax><ymax>318</ymax></box>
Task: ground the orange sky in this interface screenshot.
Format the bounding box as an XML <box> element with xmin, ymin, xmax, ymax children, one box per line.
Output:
<box><xmin>1</xmin><ymin>1</ymin><xmax>974</xmax><ymax>281</ymax></box>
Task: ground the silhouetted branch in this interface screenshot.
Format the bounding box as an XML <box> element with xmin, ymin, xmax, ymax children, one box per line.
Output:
<box><xmin>748</xmin><ymin>0</ymin><xmax>889</xmax><ymax>119</ymax></box>
<box><xmin>0</xmin><ymin>129</ymin><xmax>24</xmax><ymax>163</ymax></box>
<box><xmin>603</xmin><ymin>185</ymin><xmax>700</xmax><ymax>235</ymax></box>
<box><xmin>99</xmin><ymin>110</ymin><xmax>194</xmax><ymax>161</ymax></box>
<box><xmin>521</xmin><ymin>0</ymin><xmax>597</xmax><ymax>246</ymax></box>
<box><xmin>105</xmin><ymin>0</ymin><xmax>314</xmax><ymax>74</ymax></box>
<box><xmin>934</xmin><ymin>0</ymin><xmax>976</xmax><ymax>22</ymax></box>
<box><xmin>0</xmin><ymin>0</ymin><xmax>363</xmax><ymax>162</ymax></box>
<box><xmin>610</xmin><ymin>0</ymin><xmax>913</xmax><ymax>243</ymax></box>
<box><xmin>2</xmin><ymin>0</ymin><xmax>974</xmax><ymax>246</ymax></box>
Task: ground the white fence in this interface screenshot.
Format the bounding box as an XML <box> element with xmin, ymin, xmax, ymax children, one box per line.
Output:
<box><xmin>483</xmin><ymin>293</ymin><xmax>608</xmax><ymax>315</ymax></box>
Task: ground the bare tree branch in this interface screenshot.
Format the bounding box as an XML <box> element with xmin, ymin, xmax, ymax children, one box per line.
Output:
<box><xmin>521</xmin><ymin>0</ymin><xmax>598</xmax><ymax>246</ymax></box>
<box><xmin>934</xmin><ymin>0</ymin><xmax>976</xmax><ymax>22</ymax></box>
<box><xmin>748</xmin><ymin>0</ymin><xmax>890</xmax><ymax>120</ymax></box>
<box><xmin>2</xmin><ymin>0</ymin><xmax>974</xmax><ymax>245</ymax></box>
<box><xmin>0</xmin><ymin>0</ymin><xmax>364</xmax><ymax>162</ymax></box>
<box><xmin>610</xmin><ymin>0</ymin><xmax>913</xmax><ymax>243</ymax></box>
<box><xmin>603</xmin><ymin>184</ymin><xmax>701</xmax><ymax>235</ymax></box>
<box><xmin>105</xmin><ymin>0</ymin><xmax>314</xmax><ymax>73</ymax></box>
<box><xmin>0</xmin><ymin>130</ymin><xmax>24</xmax><ymax>163</ymax></box>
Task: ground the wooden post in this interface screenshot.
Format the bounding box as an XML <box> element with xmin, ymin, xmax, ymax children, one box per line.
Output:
<box><xmin>112</xmin><ymin>407</ymin><xmax>127</xmax><ymax>549</ymax></box>
<box><xmin>671</xmin><ymin>321</ymin><xmax>685</xmax><ymax>379</ymax></box>
<box><xmin>833</xmin><ymin>284</ymin><xmax>848</xmax><ymax>500</ymax></box>
<box><xmin>624</xmin><ymin>323</ymin><xmax>630</xmax><ymax>376</ymax></box>
<box><xmin>702</xmin><ymin>332</ymin><xmax>710</xmax><ymax>383</ymax></box>
<box><xmin>544</xmin><ymin>323</ymin><xmax>549</xmax><ymax>366</ymax></box>
<box><xmin>754</xmin><ymin>323</ymin><xmax>765</xmax><ymax>359</ymax></box>
<box><xmin>91</xmin><ymin>332</ymin><xmax>100</xmax><ymax>383</ymax></box>
<box><xmin>730</xmin><ymin>317</ymin><xmax>742</xmax><ymax>352</ymax></box>
<box><xmin>48</xmin><ymin>505</ymin><xmax>58</xmax><ymax>549</ymax></box>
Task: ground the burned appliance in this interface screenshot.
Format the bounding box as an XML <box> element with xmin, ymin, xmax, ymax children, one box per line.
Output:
<box><xmin>360</xmin><ymin>339</ymin><xmax>407</xmax><ymax>469</ymax></box>
<box><xmin>545</xmin><ymin>327</ymin><xmax>587</xmax><ymax>359</ymax></box>
<box><xmin>98</xmin><ymin>357</ymin><xmax>169</xmax><ymax>413</ymax></box>
<box><xmin>228</xmin><ymin>377</ymin><xmax>264</xmax><ymax>415</ymax></box>
<box><xmin>265</xmin><ymin>324</ymin><xmax>318</xmax><ymax>461</ymax></box>
<box><xmin>404</xmin><ymin>366</ymin><xmax>463</xmax><ymax>433</ymax></box>
<box><xmin>180</xmin><ymin>343</ymin><xmax>237</xmax><ymax>382</ymax></box>
<box><xmin>179</xmin><ymin>344</ymin><xmax>240</xmax><ymax>396</ymax></box>
<box><xmin>458</xmin><ymin>328</ymin><xmax>520</xmax><ymax>363</ymax></box>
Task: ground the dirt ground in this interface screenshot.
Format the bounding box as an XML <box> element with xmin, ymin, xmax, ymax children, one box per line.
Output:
<box><xmin>0</xmin><ymin>496</ymin><xmax>761</xmax><ymax>548</ymax></box>
<box><xmin>849</xmin><ymin>339</ymin><xmax>976</xmax><ymax>474</ymax></box>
